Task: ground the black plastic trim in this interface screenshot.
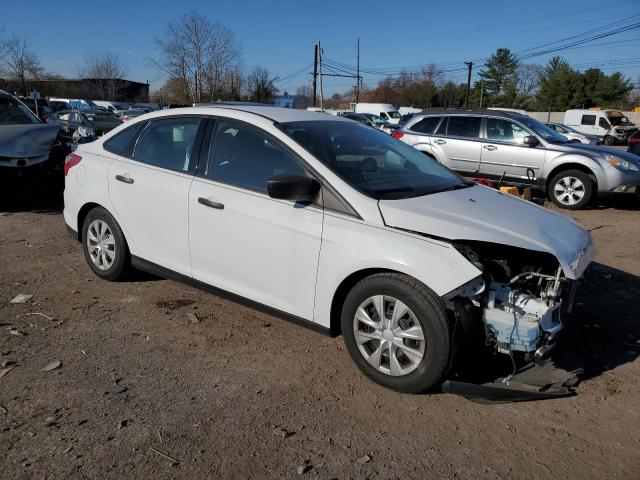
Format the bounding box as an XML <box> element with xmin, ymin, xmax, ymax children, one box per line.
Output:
<box><xmin>130</xmin><ymin>256</ymin><xmax>335</xmax><ymax>338</ymax></box>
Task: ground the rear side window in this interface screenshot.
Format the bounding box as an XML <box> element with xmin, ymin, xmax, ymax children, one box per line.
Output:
<box><xmin>581</xmin><ymin>115</ymin><xmax>596</xmax><ymax>126</ymax></box>
<box><xmin>409</xmin><ymin>117</ymin><xmax>441</xmax><ymax>134</ymax></box>
<box><xmin>446</xmin><ymin>116</ymin><xmax>481</xmax><ymax>139</ymax></box>
<box><xmin>207</xmin><ymin>119</ymin><xmax>306</xmax><ymax>192</ymax></box>
<box><xmin>104</xmin><ymin>125</ymin><xmax>142</xmax><ymax>156</ymax></box>
<box><xmin>132</xmin><ymin>117</ymin><xmax>204</xmax><ymax>172</ymax></box>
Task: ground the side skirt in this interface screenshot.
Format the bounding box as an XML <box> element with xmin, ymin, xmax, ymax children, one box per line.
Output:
<box><xmin>130</xmin><ymin>256</ymin><xmax>335</xmax><ymax>338</ymax></box>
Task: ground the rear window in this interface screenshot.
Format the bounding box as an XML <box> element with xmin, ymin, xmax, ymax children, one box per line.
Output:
<box><xmin>581</xmin><ymin>115</ymin><xmax>596</xmax><ymax>126</ymax></box>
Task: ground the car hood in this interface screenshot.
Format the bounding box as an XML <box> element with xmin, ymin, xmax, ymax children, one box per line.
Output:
<box><xmin>0</xmin><ymin>124</ymin><xmax>61</xmax><ymax>158</ymax></box>
<box><xmin>550</xmin><ymin>141</ymin><xmax>640</xmax><ymax>161</ymax></box>
<box><xmin>378</xmin><ymin>185</ymin><xmax>595</xmax><ymax>279</ymax></box>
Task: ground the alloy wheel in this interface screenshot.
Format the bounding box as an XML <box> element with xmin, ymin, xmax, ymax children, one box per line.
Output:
<box><xmin>86</xmin><ymin>219</ymin><xmax>116</xmax><ymax>271</ymax></box>
<box><xmin>353</xmin><ymin>295</ymin><xmax>426</xmax><ymax>376</ymax></box>
<box><xmin>553</xmin><ymin>176</ymin><xmax>586</xmax><ymax>206</ymax></box>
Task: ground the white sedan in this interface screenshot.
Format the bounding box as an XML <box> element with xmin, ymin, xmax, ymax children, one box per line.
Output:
<box><xmin>63</xmin><ymin>105</ymin><xmax>594</xmax><ymax>393</ymax></box>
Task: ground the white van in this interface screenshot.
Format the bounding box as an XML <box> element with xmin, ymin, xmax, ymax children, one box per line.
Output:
<box><xmin>564</xmin><ymin>109</ymin><xmax>636</xmax><ymax>146</ymax></box>
<box><xmin>49</xmin><ymin>97</ymin><xmax>98</xmax><ymax>110</ymax></box>
<box><xmin>355</xmin><ymin>103</ymin><xmax>402</xmax><ymax>124</ymax></box>
<box><xmin>398</xmin><ymin>106</ymin><xmax>423</xmax><ymax>116</ymax></box>
<box><xmin>93</xmin><ymin>100</ymin><xmax>130</xmax><ymax>114</ymax></box>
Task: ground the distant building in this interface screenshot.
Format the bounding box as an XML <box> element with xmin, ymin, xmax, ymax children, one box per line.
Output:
<box><xmin>272</xmin><ymin>94</ymin><xmax>309</xmax><ymax>109</ymax></box>
<box><xmin>0</xmin><ymin>77</ymin><xmax>149</xmax><ymax>102</ymax></box>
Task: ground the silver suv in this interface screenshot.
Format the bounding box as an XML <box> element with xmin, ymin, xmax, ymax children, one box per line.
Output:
<box><xmin>393</xmin><ymin>110</ymin><xmax>640</xmax><ymax>209</ymax></box>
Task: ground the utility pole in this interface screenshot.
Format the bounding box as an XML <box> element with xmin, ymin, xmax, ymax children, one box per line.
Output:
<box><xmin>479</xmin><ymin>80</ymin><xmax>484</xmax><ymax>109</ymax></box>
<box><xmin>312</xmin><ymin>43</ymin><xmax>318</xmax><ymax>107</ymax></box>
<box><xmin>356</xmin><ymin>38</ymin><xmax>360</xmax><ymax>103</ymax></box>
<box><xmin>464</xmin><ymin>61</ymin><xmax>473</xmax><ymax>109</ymax></box>
<box><xmin>319</xmin><ymin>42</ymin><xmax>324</xmax><ymax>110</ymax></box>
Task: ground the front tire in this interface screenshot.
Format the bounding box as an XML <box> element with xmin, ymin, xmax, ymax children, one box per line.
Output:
<box><xmin>341</xmin><ymin>273</ymin><xmax>451</xmax><ymax>393</ymax></box>
<box><xmin>82</xmin><ymin>207</ymin><xmax>130</xmax><ymax>281</ymax></box>
<box><xmin>548</xmin><ymin>169</ymin><xmax>593</xmax><ymax>210</ymax></box>
<box><xmin>603</xmin><ymin>135</ymin><xmax>615</xmax><ymax>146</ymax></box>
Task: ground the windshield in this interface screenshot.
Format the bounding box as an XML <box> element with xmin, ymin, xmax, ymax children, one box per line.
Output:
<box><xmin>369</xmin><ymin>115</ymin><xmax>387</xmax><ymax>125</ymax></box>
<box><xmin>0</xmin><ymin>97</ymin><xmax>41</xmax><ymax>125</ymax></box>
<box><xmin>387</xmin><ymin>111</ymin><xmax>401</xmax><ymax>119</ymax></box>
<box><xmin>280</xmin><ymin>121</ymin><xmax>471</xmax><ymax>200</ymax></box>
<box><xmin>607</xmin><ymin>113</ymin><xmax>631</xmax><ymax>126</ymax></box>
<box><xmin>518</xmin><ymin>116</ymin><xmax>568</xmax><ymax>143</ymax></box>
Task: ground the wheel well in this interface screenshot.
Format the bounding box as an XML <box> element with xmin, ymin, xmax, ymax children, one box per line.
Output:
<box><xmin>77</xmin><ymin>202</ymin><xmax>101</xmax><ymax>242</ymax></box>
<box><xmin>421</xmin><ymin>150</ymin><xmax>437</xmax><ymax>161</ymax></box>
<box><xmin>329</xmin><ymin>268</ymin><xmax>401</xmax><ymax>337</ymax></box>
<box><xmin>546</xmin><ymin>163</ymin><xmax>597</xmax><ymax>191</ymax></box>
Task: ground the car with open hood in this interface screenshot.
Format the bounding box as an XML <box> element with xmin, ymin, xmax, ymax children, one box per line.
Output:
<box><xmin>63</xmin><ymin>105</ymin><xmax>594</xmax><ymax>393</ymax></box>
<box><xmin>0</xmin><ymin>90</ymin><xmax>65</xmax><ymax>182</ymax></box>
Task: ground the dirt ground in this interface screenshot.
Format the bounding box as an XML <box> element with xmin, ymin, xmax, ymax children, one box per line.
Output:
<box><xmin>1</xmin><ymin>186</ymin><xmax>639</xmax><ymax>480</ymax></box>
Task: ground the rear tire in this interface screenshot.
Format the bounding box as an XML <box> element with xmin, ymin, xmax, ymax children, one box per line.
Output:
<box><xmin>81</xmin><ymin>207</ymin><xmax>130</xmax><ymax>281</ymax></box>
<box><xmin>341</xmin><ymin>273</ymin><xmax>451</xmax><ymax>393</ymax></box>
<box><xmin>548</xmin><ymin>169</ymin><xmax>593</xmax><ymax>210</ymax></box>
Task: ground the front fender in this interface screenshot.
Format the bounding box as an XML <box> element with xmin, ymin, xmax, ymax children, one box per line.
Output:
<box><xmin>541</xmin><ymin>152</ymin><xmax>608</xmax><ymax>188</ymax></box>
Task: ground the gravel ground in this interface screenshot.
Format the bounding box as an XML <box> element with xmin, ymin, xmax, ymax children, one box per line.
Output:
<box><xmin>1</xmin><ymin>187</ymin><xmax>639</xmax><ymax>479</ymax></box>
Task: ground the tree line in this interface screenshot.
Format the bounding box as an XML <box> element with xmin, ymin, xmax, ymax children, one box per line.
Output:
<box><xmin>361</xmin><ymin>48</ymin><xmax>636</xmax><ymax>111</ymax></box>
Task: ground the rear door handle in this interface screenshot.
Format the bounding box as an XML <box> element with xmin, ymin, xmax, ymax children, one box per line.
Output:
<box><xmin>198</xmin><ymin>197</ymin><xmax>224</xmax><ymax>210</ymax></box>
<box><xmin>115</xmin><ymin>174</ymin><xmax>134</xmax><ymax>184</ymax></box>
<box><xmin>434</xmin><ymin>139</ymin><xmax>446</xmax><ymax>145</ymax></box>
<box><xmin>483</xmin><ymin>145</ymin><xmax>497</xmax><ymax>151</ymax></box>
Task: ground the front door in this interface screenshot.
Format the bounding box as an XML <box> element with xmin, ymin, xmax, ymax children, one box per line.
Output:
<box><xmin>479</xmin><ymin>117</ymin><xmax>546</xmax><ymax>182</ymax></box>
<box><xmin>429</xmin><ymin>116</ymin><xmax>482</xmax><ymax>174</ymax></box>
<box><xmin>189</xmin><ymin>118</ymin><xmax>323</xmax><ymax>320</ymax></box>
<box><xmin>107</xmin><ymin>116</ymin><xmax>205</xmax><ymax>275</ymax></box>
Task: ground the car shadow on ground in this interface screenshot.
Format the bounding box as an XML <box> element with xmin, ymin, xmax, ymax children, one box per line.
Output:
<box><xmin>452</xmin><ymin>262</ymin><xmax>640</xmax><ymax>392</ymax></box>
<box><xmin>0</xmin><ymin>182</ymin><xmax>63</xmax><ymax>214</ymax></box>
<box><xmin>589</xmin><ymin>193</ymin><xmax>640</xmax><ymax>211</ymax></box>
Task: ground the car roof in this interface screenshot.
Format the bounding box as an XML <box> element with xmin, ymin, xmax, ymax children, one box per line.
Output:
<box><xmin>411</xmin><ymin>108</ymin><xmax>528</xmax><ymax>120</ymax></box>
<box><xmin>173</xmin><ymin>105</ymin><xmax>350</xmax><ymax>123</ymax></box>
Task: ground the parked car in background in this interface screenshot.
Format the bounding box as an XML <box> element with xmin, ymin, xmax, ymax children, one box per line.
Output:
<box><xmin>0</xmin><ymin>90</ymin><xmax>65</xmax><ymax>182</ymax></box>
<box><xmin>49</xmin><ymin>97</ymin><xmax>98</xmax><ymax>110</ymax></box>
<box><xmin>354</xmin><ymin>103</ymin><xmax>402</xmax><ymax>124</ymax></box>
<box><xmin>393</xmin><ymin>109</ymin><xmax>640</xmax><ymax>209</ymax></box>
<box><xmin>564</xmin><ymin>109</ymin><xmax>637</xmax><ymax>146</ymax></box>
<box><xmin>50</xmin><ymin>100</ymin><xmax>70</xmax><ymax>113</ymax></box>
<box><xmin>130</xmin><ymin>103</ymin><xmax>159</xmax><ymax>112</ymax></box>
<box><xmin>63</xmin><ymin>105</ymin><xmax>594</xmax><ymax>393</ymax></box>
<box><xmin>55</xmin><ymin>108</ymin><xmax>122</xmax><ymax>144</ymax></box>
<box><xmin>546</xmin><ymin>122</ymin><xmax>602</xmax><ymax>144</ymax></box>
<box><xmin>341</xmin><ymin>112</ymin><xmax>390</xmax><ymax>130</ymax></box>
<box><xmin>93</xmin><ymin>100</ymin><xmax>130</xmax><ymax>114</ymax></box>
<box><xmin>628</xmin><ymin>130</ymin><xmax>640</xmax><ymax>156</ymax></box>
<box><xmin>118</xmin><ymin>109</ymin><xmax>147</xmax><ymax>122</ymax></box>
<box><xmin>19</xmin><ymin>97</ymin><xmax>53</xmax><ymax>123</ymax></box>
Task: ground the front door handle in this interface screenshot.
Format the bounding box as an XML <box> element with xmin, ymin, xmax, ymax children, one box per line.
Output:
<box><xmin>483</xmin><ymin>145</ymin><xmax>497</xmax><ymax>151</ymax></box>
<box><xmin>198</xmin><ymin>197</ymin><xmax>224</xmax><ymax>210</ymax></box>
<box><xmin>434</xmin><ymin>139</ymin><xmax>446</xmax><ymax>145</ymax></box>
<box><xmin>115</xmin><ymin>174</ymin><xmax>134</xmax><ymax>184</ymax></box>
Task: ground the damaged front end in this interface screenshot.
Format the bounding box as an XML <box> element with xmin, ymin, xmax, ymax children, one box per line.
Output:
<box><xmin>445</xmin><ymin>242</ymin><xmax>578</xmax><ymax>366</ymax></box>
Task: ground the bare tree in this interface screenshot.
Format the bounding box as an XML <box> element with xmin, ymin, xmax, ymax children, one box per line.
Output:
<box><xmin>78</xmin><ymin>52</ymin><xmax>129</xmax><ymax>100</ymax></box>
<box><xmin>153</xmin><ymin>12</ymin><xmax>241</xmax><ymax>103</ymax></box>
<box><xmin>0</xmin><ymin>33</ymin><xmax>43</xmax><ymax>96</ymax></box>
<box><xmin>246</xmin><ymin>66</ymin><xmax>278</xmax><ymax>103</ymax></box>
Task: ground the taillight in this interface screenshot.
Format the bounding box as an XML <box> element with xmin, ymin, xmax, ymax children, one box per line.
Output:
<box><xmin>64</xmin><ymin>153</ymin><xmax>82</xmax><ymax>176</ymax></box>
<box><xmin>391</xmin><ymin>131</ymin><xmax>404</xmax><ymax>140</ymax></box>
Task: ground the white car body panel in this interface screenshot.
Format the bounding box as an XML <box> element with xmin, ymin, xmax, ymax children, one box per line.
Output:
<box><xmin>378</xmin><ymin>185</ymin><xmax>595</xmax><ymax>280</ymax></box>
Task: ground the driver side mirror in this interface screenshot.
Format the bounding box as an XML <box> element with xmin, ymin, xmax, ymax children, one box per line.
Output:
<box><xmin>266</xmin><ymin>174</ymin><xmax>320</xmax><ymax>202</ymax></box>
<box><xmin>523</xmin><ymin>135</ymin><xmax>540</xmax><ymax>147</ymax></box>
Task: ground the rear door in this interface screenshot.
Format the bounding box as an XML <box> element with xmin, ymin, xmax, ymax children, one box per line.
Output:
<box><xmin>430</xmin><ymin>115</ymin><xmax>482</xmax><ymax>173</ymax></box>
<box><xmin>106</xmin><ymin>116</ymin><xmax>206</xmax><ymax>275</ymax></box>
<box><xmin>188</xmin><ymin>118</ymin><xmax>323</xmax><ymax>319</ymax></box>
<box><xmin>401</xmin><ymin>116</ymin><xmax>443</xmax><ymax>153</ymax></box>
<box><xmin>479</xmin><ymin>117</ymin><xmax>546</xmax><ymax>181</ymax></box>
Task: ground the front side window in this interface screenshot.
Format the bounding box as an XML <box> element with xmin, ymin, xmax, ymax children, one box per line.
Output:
<box><xmin>387</xmin><ymin>111</ymin><xmax>401</xmax><ymax>119</ymax></box>
<box><xmin>581</xmin><ymin>115</ymin><xmax>596</xmax><ymax>126</ymax></box>
<box><xmin>409</xmin><ymin>116</ymin><xmax>441</xmax><ymax>134</ymax></box>
<box><xmin>486</xmin><ymin>118</ymin><xmax>529</xmax><ymax>145</ymax></box>
<box><xmin>446</xmin><ymin>116</ymin><xmax>481</xmax><ymax>139</ymax></box>
<box><xmin>380</xmin><ymin>112</ymin><xmax>389</xmax><ymax>119</ymax></box>
<box><xmin>599</xmin><ymin>117</ymin><xmax>610</xmax><ymax>129</ymax></box>
<box><xmin>207</xmin><ymin>120</ymin><xmax>306</xmax><ymax>192</ymax></box>
<box><xmin>280</xmin><ymin>120</ymin><xmax>471</xmax><ymax>200</ymax></box>
<box><xmin>132</xmin><ymin>117</ymin><xmax>203</xmax><ymax>172</ymax></box>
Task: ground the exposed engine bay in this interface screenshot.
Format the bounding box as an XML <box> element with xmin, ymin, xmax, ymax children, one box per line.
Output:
<box><xmin>447</xmin><ymin>242</ymin><xmax>575</xmax><ymax>365</ymax></box>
